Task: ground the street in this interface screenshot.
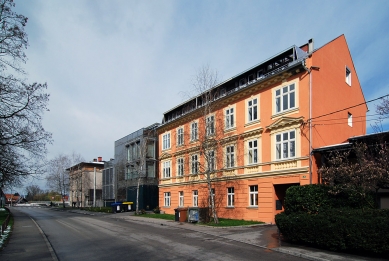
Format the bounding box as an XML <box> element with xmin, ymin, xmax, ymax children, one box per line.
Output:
<box><xmin>2</xmin><ymin>207</ymin><xmax>304</xmax><ymax>261</ymax></box>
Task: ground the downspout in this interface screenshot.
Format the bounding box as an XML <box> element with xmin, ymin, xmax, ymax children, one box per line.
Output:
<box><xmin>93</xmin><ymin>167</ymin><xmax>96</xmax><ymax>207</ymax></box>
<box><xmin>303</xmin><ymin>58</ymin><xmax>320</xmax><ymax>185</ymax></box>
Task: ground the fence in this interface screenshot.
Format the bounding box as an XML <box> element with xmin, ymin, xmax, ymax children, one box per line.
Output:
<box><xmin>1</xmin><ymin>207</ymin><xmax>10</xmax><ymax>236</ymax></box>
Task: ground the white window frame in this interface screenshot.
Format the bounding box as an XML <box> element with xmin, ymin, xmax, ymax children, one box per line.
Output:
<box><xmin>276</xmin><ymin>130</ymin><xmax>296</xmax><ymax>160</ymax></box>
<box><xmin>192</xmin><ymin>190</ymin><xmax>198</xmax><ymax>207</ymax></box>
<box><xmin>162</xmin><ymin>133</ymin><xmax>170</xmax><ymax>150</ymax></box>
<box><xmin>225</xmin><ymin>107</ymin><xmax>235</xmax><ymax>129</ymax></box>
<box><xmin>177</xmin><ymin>157</ymin><xmax>184</xmax><ymax>177</ymax></box>
<box><xmin>191</xmin><ymin>154</ymin><xmax>199</xmax><ymax>174</ymax></box>
<box><xmin>249</xmin><ymin>185</ymin><xmax>258</xmax><ymax>207</ymax></box>
<box><xmin>164</xmin><ymin>192</ymin><xmax>171</xmax><ymax>207</ymax></box>
<box><xmin>179</xmin><ymin>191</ymin><xmax>184</xmax><ymax>207</ymax></box>
<box><xmin>346</xmin><ymin>66</ymin><xmax>351</xmax><ymax>86</ymax></box>
<box><xmin>227</xmin><ymin>187</ymin><xmax>234</xmax><ymax>207</ymax></box>
<box><xmin>348</xmin><ymin>112</ymin><xmax>352</xmax><ymax>127</ymax></box>
<box><xmin>207</xmin><ymin>150</ymin><xmax>215</xmax><ymax>172</ymax></box>
<box><xmin>191</xmin><ymin>121</ymin><xmax>198</xmax><ymax>141</ymax></box>
<box><xmin>248</xmin><ymin>140</ymin><xmax>258</xmax><ymax>164</ymax></box>
<box><xmin>275</xmin><ymin>83</ymin><xmax>296</xmax><ymax>114</ymax></box>
<box><xmin>248</xmin><ymin>98</ymin><xmax>258</xmax><ymax>122</ymax></box>
<box><xmin>177</xmin><ymin>127</ymin><xmax>184</xmax><ymax>146</ymax></box>
<box><xmin>206</xmin><ymin>115</ymin><xmax>215</xmax><ymax>136</ymax></box>
<box><xmin>226</xmin><ymin>145</ymin><xmax>235</xmax><ymax>168</ymax></box>
<box><xmin>162</xmin><ymin>161</ymin><xmax>171</xmax><ymax>178</ymax></box>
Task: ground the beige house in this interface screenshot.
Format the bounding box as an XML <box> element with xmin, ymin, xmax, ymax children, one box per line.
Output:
<box><xmin>67</xmin><ymin>158</ymin><xmax>104</xmax><ymax>207</ymax></box>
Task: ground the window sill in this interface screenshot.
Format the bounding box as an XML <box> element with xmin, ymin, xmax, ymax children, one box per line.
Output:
<box><xmin>271</xmin><ymin>107</ymin><xmax>299</xmax><ymax>119</ymax></box>
<box><xmin>162</xmin><ymin>206</ymin><xmax>171</xmax><ymax>209</ymax></box>
<box><xmin>225</xmin><ymin>206</ymin><xmax>235</xmax><ymax>209</ymax></box>
<box><xmin>224</xmin><ymin>127</ymin><xmax>236</xmax><ymax>133</ymax></box>
<box><xmin>161</xmin><ymin>177</ymin><xmax>171</xmax><ymax>180</ymax></box>
<box><xmin>245</xmin><ymin>120</ymin><xmax>260</xmax><ymax>127</ymax></box>
<box><xmin>246</xmin><ymin>206</ymin><xmax>258</xmax><ymax>209</ymax></box>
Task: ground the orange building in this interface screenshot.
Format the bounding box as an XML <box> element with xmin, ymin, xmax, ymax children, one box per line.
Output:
<box><xmin>157</xmin><ymin>35</ymin><xmax>367</xmax><ymax>223</ymax></box>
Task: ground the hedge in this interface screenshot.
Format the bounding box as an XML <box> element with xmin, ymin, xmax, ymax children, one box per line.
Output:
<box><xmin>284</xmin><ymin>184</ymin><xmax>375</xmax><ymax>215</ymax></box>
<box><xmin>276</xmin><ymin>209</ymin><xmax>389</xmax><ymax>255</ymax></box>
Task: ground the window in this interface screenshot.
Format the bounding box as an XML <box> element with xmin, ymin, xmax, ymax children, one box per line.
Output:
<box><xmin>225</xmin><ymin>108</ymin><xmax>234</xmax><ymax>129</ymax></box>
<box><xmin>162</xmin><ymin>133</ymin><xmax>170</xmax><ymax>150</ymax></box>
<box><xmin>276</xmin><ymin>130</ymin><xmax>296</xmax><ymax>160</ymax></box>
<box><xmin>147</xmin><ymin>141</ymin><xmax>155</xmax><ymax>158</ymax></box>
<box><xmin>249</xmin><ymin>185</ymin><xmax>258</xmax><ymax>206</ymax></box>
<box><xmin>207</xmin><ymin>150</ymin><xmax>215</xmax><ymax>171</ymax></box>
<box><xmin>206</xmin><ymin>115</ymin><xmax>215</xmax><ymax>136</ymax></box>
<box><xmin>191</xmin><ymin>122</ymin><xmax>198</xmax><ymax>141</ymax></box>
<box><xmin>346</xmin><ymin>66</ymin><xmax>351</xmax><ymax>86</ymax></box>
<box><xmin>227</xmin><ymin>187</ymin><xmax>234</xmax><ymax>207</ymax></box>
<box><xmin>177</xmin><ymin>127</ymin><xmax>184</xmax><ymax>146</ymax></box>
<box><xmin>248</xmin><ymin>140</ymin><xmax>258</xmax><ymax>164</ymax></box>
<box><xmin>348</xmin><ymin>113</ymin><xmax>352</xmax><ymax>127</ymax></box>
<box><xmin>192</xmin><ymin>190</ymin><xmax>198</xmax><ymax>207</ymax></box>
<box><xmin>146</xmin><ymin>162</ymin><xmax>155</xmax><ymax>178</ymax></box>
<box><xmin>164</xmin><ymin>192</ymin><xmax>171</xmax><ymax>207</ymax></box>
<box><xmin>162</xmin><ymin>161</ymin><xmax>171</xmax><ymax>178</ymax></box>
<box><xmin>177</xmin><ymin>158</ymin><xmax>184</xmax><ymax>177</ymax></box>
<box><xmin>275</xmin><ymin>83</ymin><xmax>295</xmax><ymax>113</ymax></box>
<box><xmin>179</xmin><ymin>191</ymin><xmax>184</xmax><ymax>207</ymax></box>
<box><xmin>248</xmin><ymin>98</ymin><xmax>258</xmax><ymax>122</ymax></box>
<box><xmin>191</xmin><ymin>154</ymin><xmax>199</xmax><ymax>174</ymax></box>
<box><xmin>226</xmin><ymin>145</ymin><xmax>235</xmax><ymax>168</ymax></box>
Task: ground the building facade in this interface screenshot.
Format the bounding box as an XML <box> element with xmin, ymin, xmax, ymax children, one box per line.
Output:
<box><xmin>103</xmin><ymin>123</ymin><xmax>159</xmax><ymax>210</ymax></box>
<box><xmin>157</xmin><ymin>35</ymin><xmax>367</xmax><ymax>223</ymax></box>
<box><xmin>68</xmin><ymin>158</ymin><xmax>104</xmax><ymax>207</ymax></box>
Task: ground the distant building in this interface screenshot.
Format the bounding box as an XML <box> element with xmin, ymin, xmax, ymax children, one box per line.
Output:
<box><xmin>67</xmin><ymin>158</ymin><xmax>104</xmax><ymax>207</ymax></box>
<box><xmin>157</xmin><ymin>35</ymin><xmax>367</xmax><ymax>223</ymax></box>
<box><xmin>103</xmin><ymin>123</ymin><xmax>159</xmax><ymax>210</ymax></box>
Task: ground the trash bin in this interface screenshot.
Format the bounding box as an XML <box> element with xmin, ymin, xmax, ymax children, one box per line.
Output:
<box><xmin>122</xmin><ymin>202</ymin><xmax>133</xmax><ymax>212</ymax></box>
<box><xmin>175</xmin><ymin>208</ymin><xmax>187</xmax><ymax>222</ymax></box>
<box><xmin>188</xmin><ymin>207</ymin><xmax>199</xmax><ymax>223</ymax></box>
<box><xmin>174</xmin><ymin>208</ymin><xmax>179</xmax><ymax>221</ymax></box>
<box><xmin>111</xmin><ymin>202</ymin><xmax>122</xmax><ymax>213</ymax></box>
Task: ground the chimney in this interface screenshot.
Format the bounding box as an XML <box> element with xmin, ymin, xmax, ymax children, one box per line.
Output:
<box><xmin>98</xmin><ymin>157</ymin><xmax>102</xmax><ymax>162</ymax></box>
<box><xmin>308</xmin><ymin>38</ymin><xmax>314</xmax><ymax>54</ymax></box>
<box><xmin>93</xmin><ymin>158</ymin><xmax>97</xmax><ymax>162</ymax></box>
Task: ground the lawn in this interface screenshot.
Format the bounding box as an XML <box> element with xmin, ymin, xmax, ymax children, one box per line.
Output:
<box><xmin>136</xmin><ymin>213</ymin><xmax>264</xmax><ymax>226</ymax></box>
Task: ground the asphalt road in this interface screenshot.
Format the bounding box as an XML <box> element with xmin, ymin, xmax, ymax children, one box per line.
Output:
<box><xmin>6</xmin><ymin>207</ymin><xmax>304</xmax><ymax>261</ymax></box>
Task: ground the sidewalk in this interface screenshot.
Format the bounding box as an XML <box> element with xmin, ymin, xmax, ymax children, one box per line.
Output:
<box><xmin>0</xmin><ymin>208</ymin><xmax>56</xmax><ymax>261</ymax></box>
<box><xmin>106</xmin><ymin>211</ymin><xmax>388</xmax><ymax>261</ymax></box>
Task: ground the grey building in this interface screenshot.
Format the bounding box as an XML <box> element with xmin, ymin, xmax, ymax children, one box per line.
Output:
<box><xmin>103</xmin><ymin>123</ymin><xmax>159</xmax><ymax>210</ymax></box>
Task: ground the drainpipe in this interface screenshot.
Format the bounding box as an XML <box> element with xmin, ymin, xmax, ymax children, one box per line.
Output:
<box><xmin>93</xmin><ymin>167</ymin><xmax>96</xmax><ymax>207</ymax></box>
<box><xmin>303</xmin><ymin>60</ymin><xmax>320</xmax><ymax>185</ymax></box>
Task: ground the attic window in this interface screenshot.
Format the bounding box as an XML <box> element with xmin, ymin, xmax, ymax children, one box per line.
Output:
<box><xmin>346</xmin><ymin>66</ymin><xmax>351</xmax><ymax>86</ymax></box>
<box><xmin>239</xmin><ymin>78</ymin><xmax>247</xmax><ymax>87</ymax></box>
<box><xmin>257</xmin><ymin>69</ymin><xmax>264</xmax><ymax>79</ymax></box>
<box><xmin>248</xmin><ymin>74</ymin><xmax>254</xmax><ymax>83</ymax></box>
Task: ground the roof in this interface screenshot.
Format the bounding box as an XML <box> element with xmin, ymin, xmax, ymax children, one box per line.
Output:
<box><xmin>313</xmin><ymin>130</ymin><xmax>389</xmax><ymax>153</ymax></box>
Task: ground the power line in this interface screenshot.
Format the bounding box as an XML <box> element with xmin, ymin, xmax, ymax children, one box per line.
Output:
<box><xmin>308</xmin><ymin>94</ymin><xmax>389</xmax><ymax>122</ymax></box>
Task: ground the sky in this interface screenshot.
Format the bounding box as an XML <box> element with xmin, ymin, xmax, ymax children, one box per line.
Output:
<box><xmin>10</xmin><ymin>0</ymin><xmax>389</xmax><ymax>190</ymax></box>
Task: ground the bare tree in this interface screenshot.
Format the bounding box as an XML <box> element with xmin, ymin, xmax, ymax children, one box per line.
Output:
<box><xmin>371</xmin><ymin>95</ymin><xmax>389</xmax><ymax>133</ymax></box>
<box><xmin>319</xmin><ymin>142</ymin><xmax>389</xmax><ymax>208</ymax></box>
<box><xmin>180</xmin><ymin>65</ymin><xmax>240</xmax><ymax>224</ymax></box>
<box><xmin>46</xmin><ymin>154</ymin><xmax>71</xmax><ymax>207</ymax></box>
<box><xmin>0</xmin><ymin>0</ymin><xmax>51</xmax><ymax>186</ymax></box>
<box><xmin>25</xmin><ymin>184</ymin><xmax>44</xmax><ymax>201</ymax></box>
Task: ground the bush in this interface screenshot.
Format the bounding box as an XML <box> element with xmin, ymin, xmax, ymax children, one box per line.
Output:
<box><xmin>284</xmin><ymin>184</ymin><xmax>375</xmax><ymax>214</ymax></box>
<box><xmin>276</xmin><ymin>208</ymin><xmax>389</xmax><ymax>255</ymax></box>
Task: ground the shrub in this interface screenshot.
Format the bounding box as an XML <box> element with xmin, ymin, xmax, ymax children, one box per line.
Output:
<box><xmin>284</xmin><ymin>184</ymin><xmax>375</xmax><ymax>214</ymax></box>
<box><xmin>276</xmin><ymin>209</ymin><xmax>389</xmax><ymax>255</ymax></box>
